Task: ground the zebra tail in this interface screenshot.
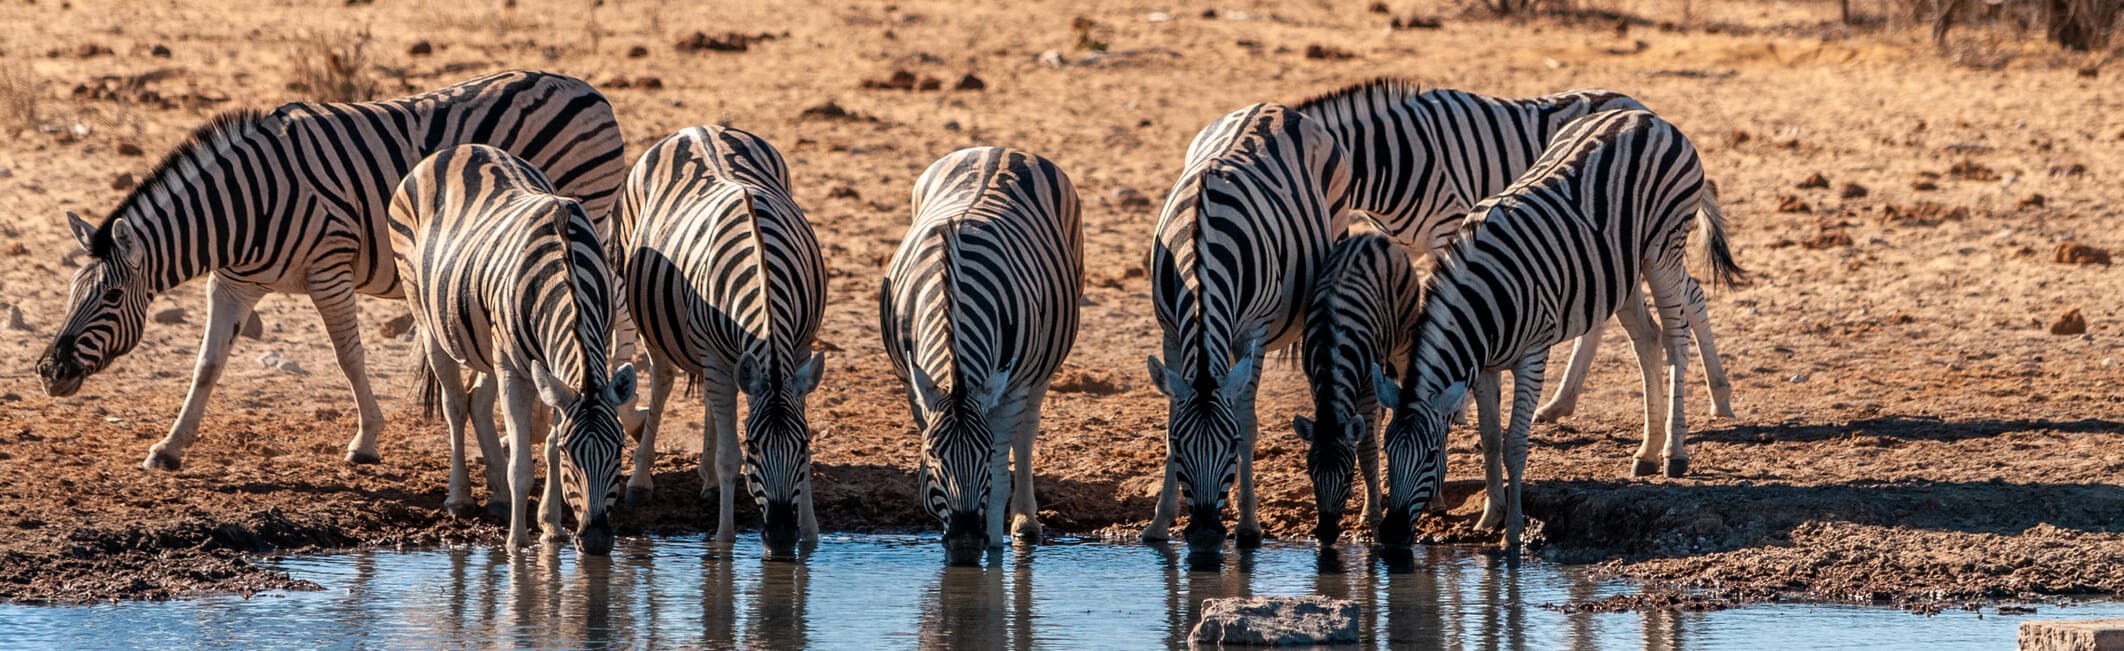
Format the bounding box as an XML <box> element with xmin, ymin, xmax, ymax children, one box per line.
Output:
<box><xmin>1695</xmin><ymin>182</ymin><xmax>1748</xmax><ymax>288</ymax></box>
<box><xmin>415</xmin><ymin>349</ymin><xmax>442</xmax><ymax>422</ymax></box>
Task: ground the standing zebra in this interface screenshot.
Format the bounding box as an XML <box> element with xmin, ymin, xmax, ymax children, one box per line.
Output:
<box><xmin>620</xmin><ymin>126</ymin><xmax>827</xmax><ymax>558</ymax></box>
<box><xmin>1291</xmin><ymin>78</ymin><xmax>1735</xmax><ymax>433</ymax></box>
<box><xmin>1143</xmin><ymin>103</ymin><xmax>1350</xmax><ymax>554</ymax></box>
<box><xmin>35</xmin><ymin>70</ymin><xmax>628</xmax><ymax>471</ymax></box>
<box><xmin>1293</xmin><ymin>224</ymin><xmax>1420</xmax><ymax>544</ymax></box>
<box><xmin>389</xmin><ymin>144</ymin><xmax>635</xmax><ymax>556</ymax></box>
<box><xmin>880</xmin><ymin>147</ymin><xmax>1082</xmax><ymax>566</ymax></box>
<box><xmin>1372</xmin><ymin>109</ymin><xmax>1745</xmax><ymax>549</ymax></box>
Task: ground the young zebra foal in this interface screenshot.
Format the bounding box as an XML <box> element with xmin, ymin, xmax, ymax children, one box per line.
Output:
<box><xmin>390</xmin><ymin>144</ymin><xmax>636</xmax><ymax>556</ymax></box>
<box><xmin>880</xmin><ymin>147</ymin><xmax>1082</xmax><ymax>566</ymax></box>
<box><xmin>1373</xmin><ymin>109</ymin><xmax>1744</xmax><ymax>550</ymax></box>
<box><xmin>1143</xmin><ymin>103</ymin><xmax>1350</xmax><ymax>554</ymax></box>
<box><xmin>1294</xmin><ymin>226</ymin><xmax>1421</xmax><ymax>544</ymax></box>
<box><xmin>620</xmin><ymin>126</ymin><xmax>827</xmax><ymax>558</ymax></box>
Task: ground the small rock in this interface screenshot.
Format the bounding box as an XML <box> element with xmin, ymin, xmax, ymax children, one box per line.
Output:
<box><xmin>916</xmin><ymin>76</ymin><xmax>942</xmax><ymax>91</ymax></box>
<box><xmin>1112</xmin><ymin>187</ymin><xmax>1152</xmax><ymax>211</ymax></box>
<box><xmin>626</xmin><ymin>45</ymin><xmax>649</xmax><ymax>58</ymax></box>
<box><xmin>1788</xmin><ymin>373</ymin><xmax>1809</xmax><ymax>383</ymax></box>
<box><xmin>942</xmin><ymin>120</ymin><xmax>961</xmax><ymax>131</ymax></box>
<box><xmin>0</xmin><ymin>167</ymin><xmax>12</xmax><ymax>177</ymax></box>
<box><xmin>632</xmin><ymin>76</ymin><xmax>663</xmax><ymax>90</ymax></box>
<box><xmin>116</xmin><ymin>142</ymin><xmax>144</xmax><ymax>157</ymax></box>
<box><xmin>1389</xmin><ymin>14</ymin><xmax>1442</xmax><ymax>29</ymax></box>
<box><xmin>1201</xmin><ymin>8</ymin><xmax>1218</xmax><ymax>18</ymax></box>
<box><xmin>379</xmin><ymin>313</ymin><xmax>416</xmax><ymax>339</ymax></box>
<box><xmin>676</xmin><ymin>31</ymin><xmax>770</xmax><ymax>53</ymax></box>
<box><xmin>1775</xmin><ymin>195</ymin><xmax>1811</xmax><ymax>213</ymax></box>
<box><xmin>1191</xmin><ymin>596</ymin><xmax>1359</xmax><ymax>646</ymax></box>
<box><xmin>1037</xmin><ymin>50</ymin><xmax>1065</xmax><ymax>67</ymax></box>
<box><xmin>2020</xmin><ymin>193</ymin><xmax>2046</xmax><ymax>208</ymax></box>
<box><xmin>1146</xmin><ymin>11</ymin><xmax>1172</xmax><ymax>22</ymax></box>
<box><xmin>861</xmin><ymin>70</ymin><xmax>918</xmax><ymax>90</ymax></box>
<box><xmin>953</xmin><ymin>73</ymin><xmax>985</xmax><ymax>91</ymax></box>
<box><xmin>2050</xmin><ymin>163</ymin><xmax>2086</xmax><ymax>177</ymax></box>
<box><xmin>1367</xmin><ymin>1</ymin><xmax>1390</xmax><ymax>12</ymax></box>
<box><xmin>148</xmin><ymin>44</ymin><xmax>171</xmax><ymax>58</ymax></box>
<box><xmin>1839</xmin><ymin>182</ymin><xmax>1868</xmax><ymax>199</ymax></box>
<box><xmin>1997</xmin><ymin>605</ymin><xmax>2037</xmax><ymax>616</ymax></box>
<box><xmin>1912</xmin><ymin>180</ymin><xmax>1938</xmax><ymax>192</ymax></box>
<box><xmin>798</xmin><ymin>101</ymin><xmax>874</xmax><ymax>123</ymax></box>
<box><xmin>111</xmin><ymin>173</ymin><xmax>135</xmax><ymax>190</ymax></box>
<box><xmin>2054</xmin><ymin>242</ymin><xmax>2110</xmax><ymax>266</ymax></box>
<box><xmin>2049</xmin><ymin>309</ymin><xmax>2087</xmax><ymax>336</ymax></box>
<box><xmin>408</xmin><ymin>40</ymin><xmax>433</xmax><ymax>56</ymax></box>
<box><xmin>1796</xmin><ymin>172</ymin><xmax>1830</xmax><ymax>189</ymax></box>
<box><xmin>828</xmin><ymin>186</ymin><xmax>861</xmax><ymax>200</ymax></box>
<box><xmin>5</xmin><ymin>243</ymin><xmax>27</xmax><ymax>256</ymax></box>
<box><xmin>257</xmin><ymin>351</ymin><xmax>310</xmax><ymax>375</ymax></box>
<box><xmin>75</xmin><ymin>43</ymin><xmax>112</xmax><ymax>58</ymax></box>
<box><xmin>0</xmin><ymin>393</ymin><xmax>19</xmax><ymax>402</ymax></box>
<box><xmin>6</xmin><ymin>305</ymin><xmax>29</xmax><ymax>331</ymax></box>
<box><xmin>1304</xmin><ymin>44</ymin><xmax>1355</xmax><ymax>60</ymax></box>
<box><xmin>1948</xmin><ymin>159</ymin><xmax>1997</xmax><ymax>181</ymax></box>
<box><xmin>151</xmin><ymin>307</ymin><xmax>187</xmax><ymax>324</ymax></box>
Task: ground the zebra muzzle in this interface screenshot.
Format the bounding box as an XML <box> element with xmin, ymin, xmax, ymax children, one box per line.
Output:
<box><xmin>577</xmin><ymin>514</ymin><xmax>614</xmax><ymax>556</ymax></box>
<box><xmin>1183</xmin><ymin>504</ymin><xmax>1226</xmax><ymax>553</ymax></box>
<box><xmin>942</xmin><ymin>510</ymin><xmax>987</xmax><ymax>566</ymax></box>
<box><xmin>761</xmin><ymin>501</ymin><xmax>801</xmax><ymax>560</ymax></box>
<box><xmin>1375</xmin><ymin>506</ymin><xmax>1416</xmax><ymax>549</ymax></box>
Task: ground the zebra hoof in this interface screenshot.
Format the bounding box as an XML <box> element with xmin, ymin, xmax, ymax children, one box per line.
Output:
<box><xmin>1664</xmin><ymin>458</ymin><xmax>1689</xmax><ymax>478</ymax></box>
<box><xmin>346</xmin><ymin>450</ymin><xmax>382</xmax><ymax>465</ymax></box>
<box><xmin>444</xmin><ymin>499</ymin><xmax>479</xmax><ymax>519</ymax></box>
<box><xmin>142</xmin><ymin>452</ymin><xmax>183</xmax><ymax>472</ymax></box>
<box><xmin>1139</xmin><ymin>527</ymin><xmax>1171</xmax><ymax>543</ymax></box>
<box><xmin>625</xmin><ymin>486</ymin><xmax>653</xmax><ymax>507</ymax></box>
<box><xmin>1630</xmin><ymin>459</ymin><xmax>1659</xmax><ymax>477</ymax></box>
<box><xmin>1011</xmin><ymin>515</ymin><xmax>1041</xmax><ymax>543</ymax></box>
<box><xmin>1532</xmin><ymin>404</ymin><xmax>1572</xmax><ymax>423</ymax></box>
<box><xmin>1234</xmin><ymin>528</ymin><xmax>1264</xmax><ymax>549</ymax></box>
<box><xmin>486</xmin><ymin>501</ymin><xmax>514</xmax><ymax>521</ymax></box>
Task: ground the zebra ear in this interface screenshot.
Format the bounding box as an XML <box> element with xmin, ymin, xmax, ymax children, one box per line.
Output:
<box><xmin>1372</xmin><ymin>365</ymin><xmax>1403</xmax><ymax>410</ymax></box>
<box><xmin>1146</xmin><ymin>355</ymin><xmax>1187</xmax><ymax>398</ymax></box>
<box><xmin>107</xmin><ymin>220</ymin><xmax>145</xmax><ymax>269</ymax></box>
<box><xmin>1219</xmin><ymin>353</ymin><xmax>1258</xmax><ymax>403</ymax></box>
<box><xmin>737</xmin><ymin>354</ymin><xmax>768</xmax><ymax>395</ymax></box>
<box><xmin>1293</xmin><ymin>415</ymin><xmax>1315</xmax><ymax>443</ymax></box>
<box><xmin>66</xmin><ymin>211</ymin><xmax>96</xmax><ymax>250</ymax></box>
<box><xmin>791</xmin><ymin>351</ymin><xmax>826</xmax><ymax>396</ymax></box>
<box><xmin>1428</xmin><ymin>381</ymin><xmax>1469</xmax><ymax>417</ymax></box>
<box><xmin>908</xmin><ymin>362</ymin><xmax>945</xmax><ymax>413</ymax></box>
<box><xmin>531</xmin><ymin>362</ymin><xmax>580</xmax><ymax>411</ymax></box>
<box><xmin>972</xmin><ymin>367</ymin><xmax>1011</xmax><ymax>412</ymax></box>
<box><xmin>604</xmin><ymin>364</ymin><xmax>637</xmax><ymax>406</ymax></box>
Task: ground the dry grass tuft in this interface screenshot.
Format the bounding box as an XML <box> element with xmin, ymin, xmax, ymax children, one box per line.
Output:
<box><xmin>285</xmin><ymin>28</ymin><xmax>379</xmax><ymax>103</ymax></box>
<box><xmin>0</xmin><ymin>64</ymin><xmax>42</xmax><ymax>135</ymax></box>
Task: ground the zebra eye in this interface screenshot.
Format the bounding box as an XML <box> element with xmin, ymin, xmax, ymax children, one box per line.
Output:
<box><xmin>101</xmin><ymin>287</ymin><xmax>124</xmax><ymax>303</ymax></box>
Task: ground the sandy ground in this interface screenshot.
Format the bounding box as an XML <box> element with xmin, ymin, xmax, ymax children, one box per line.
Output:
<box><xmin>0</xmin><ymin>0</ymin><xmax>2120</xmax><ymax>608</ymax></box>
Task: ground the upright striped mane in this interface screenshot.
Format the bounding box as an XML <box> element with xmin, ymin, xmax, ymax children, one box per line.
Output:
<box><xmin>88</xmin><ymin>108</ymin><xmax>269</xmax><ymax>259</ymax></box>
<box><xmin>548</xmin><ymin>200</ymin><xmax>605</xmax><ymax>393</ymax></box>
<box><xmin>1290</xmin><ymin>77</ymin><xmax>1425</xmax><ymax>120</ymax></box>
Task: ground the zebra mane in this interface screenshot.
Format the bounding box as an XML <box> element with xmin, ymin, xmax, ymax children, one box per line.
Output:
<box><xmin>547</xmin><ymin>200</ymin><xmax>604</xmax><ymax>394</ymax></box>
<box><xmin>1290</xmin><ymin>77</ymin><xmax>1425</xmax><ymax>118</ymax></box>
<box><xmin>89</xmin><ymin>108</ymin><xmax>269</xmax><ymax>260</ymax></box>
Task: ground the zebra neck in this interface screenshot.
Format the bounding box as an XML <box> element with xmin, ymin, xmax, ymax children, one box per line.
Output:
<box><xmin>119</xmin><ymin>130</ymin><xmax>298</xmax><ymax>293</ymax></box>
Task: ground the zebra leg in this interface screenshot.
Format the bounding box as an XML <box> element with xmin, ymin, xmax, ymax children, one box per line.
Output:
<box><xmin>1684</xmin><ymin>280</ymin><xmax>1736</xmax><ymax>419</ymax></box>
<box><xmin>987</xmin><ymin>435</ymin><xmax>1012</xmax><ymax>550</ymax></box>
<box><xmin>307</xmin><ymin>279</ymin><xmax>387</xmax><ymax>465</ymax></box>
<box><xmin>1233</xmin><ymin>374</ymin><xmax>1265</xmax><ymax>549</ymax></box>
<box><xmin>1359</xmin><ymin>404</ymin><xmax>1383</xmax><ymax>528</ymax></box>
<box><xmin>1503</xmin><ymin>354</ymin><xmax>1547</xmax><ymax>550</ymax></box>
<box><xmin>609</xmin><ymin>285</ymin><xmax>651</xmax><ymax>439</ymax></box>
<box><xmin>470</xmin><ymin>373</ymin><xmax>509</xmax><ymax>519</ymax></box>
<box><xmin>143</xmin><ymin>273</ymin><xmax>268</xmax><ymax>471</ymax></box>
<box><xmin>703</xmin><ymin>365</ymin><xmax>741</xmax><ymax>544</ymax></box>
<box><xmin>1533</xmin><ymin>323</ymin><xmax>1605</xmax><ymax>423</ymax></box>
<box><xmin>626</xmin><ymin>355</ymin><xmax>677</xmax><ymax>506</ymax></box>
<box><xmin>1647</xmin><ymin>264</ymin><xmax>1694</xmax><ymax>478</ymax></box>
<box><xmin>1140</xmin><ymin>457</ymin><xmax>1181</xmax><ymax>543</ymax></box>
<box><xmin>1473</xmin><ymin>370</ymin><xmax>1506</xmax><ymax>531</ymax></box>
<box><xmin>1009</xmin><ymin>383</ymin><xmax>1048</xmax><ymax>542</ymax></box>
<box><xmin>499</xmin><ymin>370</ymin><xmax>541</xmax><ymax>555</ymax></box>
<box><xmin>538</xmin><ymin>403</ymin><xmax>569</xmax><ymax>545</ymax></box>
<box><xmin>422</xmin><ymin>338</ymin><xmax>477</xmax><ymax>518</ymax></box>
<box><xmin>1617</xmin><ymin>289</ymin><xmax>1670</xmax><ymax>478</ymax></box>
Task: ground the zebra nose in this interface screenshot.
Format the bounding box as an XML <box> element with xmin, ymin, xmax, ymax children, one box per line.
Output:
<box><xmin>1183</xmin><ymin>504</ymin><xmax>1226</xmax><ymax>554</ymax></box>
<box><xmin>942</xmin><ymin>510</ymin><xmax>988</xmax><ymax>566</ymax></box>
<box><xmin>761</xmin><ymin>501</ymin><xmax>801</xmax><ymax>560</ymax></box>
<box><xmin>1314</xmin><ymin>512</ymin><xmax>1344</xmax><ymax>545</ymax></box>
<box><xmin>1374</xmin><ymin>506</ymin><xmax>1415</xmax><ymax>549</ymax></box>
<box><xmin>577</xmin><ymin>515</ymin><xmax>614</xmax><ymax>556</ymax></box>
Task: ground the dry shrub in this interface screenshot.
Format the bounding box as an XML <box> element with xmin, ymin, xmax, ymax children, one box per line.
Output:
<box><xmin>0</xmin><ymin>65</ymin><xmax>41</xmax><ymax>135</ymax></box>
<box><xmin>1921</xmin><ymin>0</ymin><xmax>2121</xmax><ymax>50</ymax></box>
<box><xmin>286</xmin><ymin>29</ymin><xmax>379</xmax><ymax>103</ymax></box>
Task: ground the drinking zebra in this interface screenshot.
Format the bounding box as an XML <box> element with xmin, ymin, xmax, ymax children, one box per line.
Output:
<box><xmin>1143</xmin><ymin>103</ymin><xmax>1350</xmax><ymax>553</ymax></box>
<box><xmin>619</xmin><ymin>126</ymin><xmax>827</xmax><ymax>558</ymax></box>
<box><xmin>880</xmin><ymin>147</ymin><xmax>1082</xmax><ymax>566</ymax></box>
<box><xmin>1292</xmin><ymin>78</ymin><xmax>1735</xmax><ymax>430</ymax></box>
<box><xmin>389</xmin><ymin>144</ymin><xmax>635</xmax><ymax>556</ymax></box>
<box><xmin>35</xmin><ymin>70</ymin><xmax>628</xmax><ymax>472</ymax></box>
<box><xmin>1293</xmin><ymin>224</ymin><xmax>1420</xmax><ymax>544</ymax></box>
<box><xmin>1372</xmin><ymin>109</ymin><xmax>1745</xmax><ymax>549</ymax></box>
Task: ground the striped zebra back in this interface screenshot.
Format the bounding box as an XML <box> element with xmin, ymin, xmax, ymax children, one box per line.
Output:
<box><xmin>619</xmin><ymin>126</ymin><xmax>825</xmax><ymax>509</ymax></box>
<box><xmin>881</xmin><ymin>147</ymin><xmax>1082</xmax><ymax>522</ymax></box>
<box><xmin>1292</xmin><ymin>78</ymin><xmax>1644</xmax><ymax>251</ymax></box>
<box><xmin>388</xmin><ymin>144</ymin><xmax>629</xmax><ymax>524</ymax></box>
<box><xmin>1299</xmin><ymin>230</ymin><xmax>1421</xmax><ymax>441</ymax></box>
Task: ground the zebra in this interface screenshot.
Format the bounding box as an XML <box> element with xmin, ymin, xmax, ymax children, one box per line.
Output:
<box><xmin>1293</xmin><ymin>224</ymin><xmax>1420</xmax><ymax>544</ymax></box>
<box><xmin>389</xmin><ymin>144</ymin><xmax>635</xmax><ymax>556</ymax></box>
<box><xmin>1142</xmin><ymin>103</ymin><xmax>1350</xmax><ymax>554</ymax></box>
<box><xmin>34</xmin><ymin>70</ymin><xmax>630</xmax><ymax>472</ymax></box>
<box><xmin>880</xmin><ymin>147</ymin><xmax>1082</xmax><ymax>566</ymax></box>
<box><xmin>618</xmin><ymin>126</ymin><xmax>826</xmax><ymax>558</ymax></box>
<box><xmin>1291</xmin><ymin>78</ymin><xmax>1735</xmax><ymax>437</ymax></box>
<box><xmin>1371</xmin><ymin>109</ymin><xmax>1745</xmax><ymax>550</ymax></box>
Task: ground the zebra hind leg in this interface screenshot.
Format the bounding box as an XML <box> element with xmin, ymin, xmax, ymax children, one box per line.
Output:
<box><xmin>143</xmin><ymin>273</ymin><xmax>267</xmax><ymax>471</ymax></box>
<box><xmin>1009</xmin><ymin>385</ymin><xmax>1047</xmax><ymax>543</ymax></box>
<box><xmin>1473</xmin><ymin>371</ymin><xmax>1506</xmax><ymax>531</ymax></box>
<box><xmin>469</xmin><ymin>373</ymin><xmax>511</xmax><ymax>520</ymax></box>
<box><xmin>1683</xmin><ymin>278</ymin><xmax>1736</xmax><ymax>419</ymax></box>
<box><xmin>420</xmin><ymin>335</ymin><xmax>478</xmax><ymax>518</ymax></box>
<box><xmin>1646</xmin><ymin>263</ymin><xmax>1694</xmax><ymax>478</ymax></box>
<box><xmin>308</xmin><ymin>279</ymin><xmax>386</xmax><ymax>465</ymax></box>
<box><xmin>1534</xmin><ymin>322</ymin><xmax>1605</xmax><ymax>423</ymax></box>
<box><xmin>1617</xmin><ymin>288</ymin><xmax>1670</xmax><ymax>478</ymax></box>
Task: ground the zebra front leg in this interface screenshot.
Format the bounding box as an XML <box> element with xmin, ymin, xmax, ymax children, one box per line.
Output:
<box><xmin>1502</xmin><ymin>354</ymin><xmax>1547</xmax><ymax>550</ymax></box>
<box><xmin>1647</xmin><ymin>265</ymin><xmax>1694</xmax><ymax>477</ymax></box>
<box><xmin>1473</xmin><ymin>370</ymin><xmax>1506</xmax><ymax>531</ymax></box>
<box><xmin>422</xmin><ymin>338</ymin><xmax>477</xmax><ymax>518</ymax></box>
<box><xmin>704</xmin><ymin>366</ymin><xmax>741</xmax><ymax>544</ymax></box>
<box><xmin>799</xmin><ymin>473</ymin><xmax>820</xmax><ymax>551</ymax></box>
<box><xmin>1359</xmin><ymin>405</ymin><xmax>1383</xmax><ymax>527</ymax></box>
<box><xmin>1684</xmin><ymin>279</ymin><xmax>1736</xmax><ymax>419</ymax></box>
<box><xmin>144</xmin><ymin>273</ymin><xmax>267</xmax><ymax>471</ymax></box>
<box><xmin>1140</xmin><ymin>457</ymin><xmax>1181</xmax><ymax>543</ymax></box>
<box><xmin>987</xmin><ymin>437</ymin><xmax>1012</xmax><ymax>550</ymax></box>
<box><xmin>1233</xmin><ymin>378</ymin><xmax>1264</xmax><ymax>549</ymax></box>
<box><xmin>626</xmin><ymin>357</ymin><xmax>677</xmax><ymax>506</ymax></box>
<box><xmin>1534</xmin><ymin>323</ymin><xmax>1604</xmax><ymax>423</ymax></box>
<box><xmin>538</xmin><ymin>403</ymin><xmax>569</xmax><ymax>545</ymax></box>
<box><xmin>470</xmin><ymin>373</ymin><xmax>510</xmax><ymax>519</ymax></box>
<box><xmin>610</xmin><ymin>294</ymin><xmax>652</xmax><ymax>438</ymax></box>
<box><xmin>1009</xmin><ymin>385</ymin><xmax>1047</xmax><ymax>542</ymax></box>
<box><xmin>499</xmin><ymin>371</ymin><xmax>541</xmax><ymax>555</ymax></box>
<box><xmin>308</xmin><ymin>278</ymin><xmax>386</xmax><ymax>464</ymax></box>
<box><xmin>1617</xmin><ymin>289</ymin><xmax>1671</xmax><ymax>477</ymax></box>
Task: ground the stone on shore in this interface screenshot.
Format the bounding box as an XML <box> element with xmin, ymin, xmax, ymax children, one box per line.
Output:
<box><xmin>1190</xmin><ymin>595</ymin><xmax>1358</xmax><ymax>646</ymax></box>
<box><xmin>2021</xmin><ymin>619</ymin><xmax>2124</xmax><ymax>651</ymax></box>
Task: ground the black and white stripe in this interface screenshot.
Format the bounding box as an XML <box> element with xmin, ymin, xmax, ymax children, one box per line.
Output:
<box><xmin>1373</xmin><ymin>109</ymin><xmax>1745</xmax><ymax>549</ymax></box>
<box><xmin>880</xmin><ymin>147</ymin><xmax>1082</xmax><ymax>565</ymax></box>
<box><xmin>1293</xmin><ymin>225</ymin><xmax>1421</xmax><ymax>544</ymax></box>
<box><xmin>1293</xmin><ymin>78</ymin><xmax>1735</xmax><ymax>427</ymax></box>
<box><xmin>619</xmin><ymin>126</ymin><xmax>827</xmax><ymax>558</ymax></box>
<box><xmin>389</xmin><ymin>144</ymin><xmax>636</xmax><ymax>557</ymax></box>
<box><xmin>1142</xmin><ymin>103</ymin><xmax>1350</xmax><ymax>553</ymax></box>
<box><xmin>36</xmin><ymin>70</ymin><xmax>627</xmax><ymax>473</ymax></box>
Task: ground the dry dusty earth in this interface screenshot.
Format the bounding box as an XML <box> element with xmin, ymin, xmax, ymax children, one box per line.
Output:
<box><xmin>0</xmin><ymin>0</ymin><xmax>2121</xmax><ymax>611</ymax></box>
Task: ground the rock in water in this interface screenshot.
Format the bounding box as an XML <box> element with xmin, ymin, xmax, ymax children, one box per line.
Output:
<box><xmin>1190</xmin><ymin>596</ymin><xmax>1358</xmax><ymax>646</ymax></box>
<box><xmin>2019</xmin><ymin>619</ymin><xmax>2124</xmax><ymax>651</ymax></box>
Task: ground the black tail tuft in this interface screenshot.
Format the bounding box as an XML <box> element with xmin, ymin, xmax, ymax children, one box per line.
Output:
<box><xmin>1695</xmin><ymin>181</ymin><xmax>1749</xmax><ymax>288</ymax></box>
<box><xmin>416</xmin><ymin>350</ymin><xmax>441</xmax><ymax>422</ymax></box>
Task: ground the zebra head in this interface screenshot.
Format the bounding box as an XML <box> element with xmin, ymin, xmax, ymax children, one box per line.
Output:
<box><xmin>737</xmin><ymin>350</ymin><xmax>826</xmax><ymax>560</ymax></box>
<box><xmin>1293</xmin><ymin>361</ymin><xmax>1388</xmax><ymax>545</ymax></box>
<box><xmin>1147</xmin><ymin>349</ymin><xmax>1258</xmax><ymax>555</ymax></box>
<box><xmin>1373</xmin><ymin>367</ymin><xmax>1466</xmax><ymax>550</ymax></box>
<box><xmin>909</xmin><ymin>364</ymin><xmax>1010</xmax><ymax>566</ymax></box>
<box><xmin>39</xmin><ymin>212</ymin><xmax>152</xmax><ymax>398</ymax></box>
<box><xmin>531</xmin><ymin>361</ymin><xmax>637</xmax><ymax>557</ymax></box>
